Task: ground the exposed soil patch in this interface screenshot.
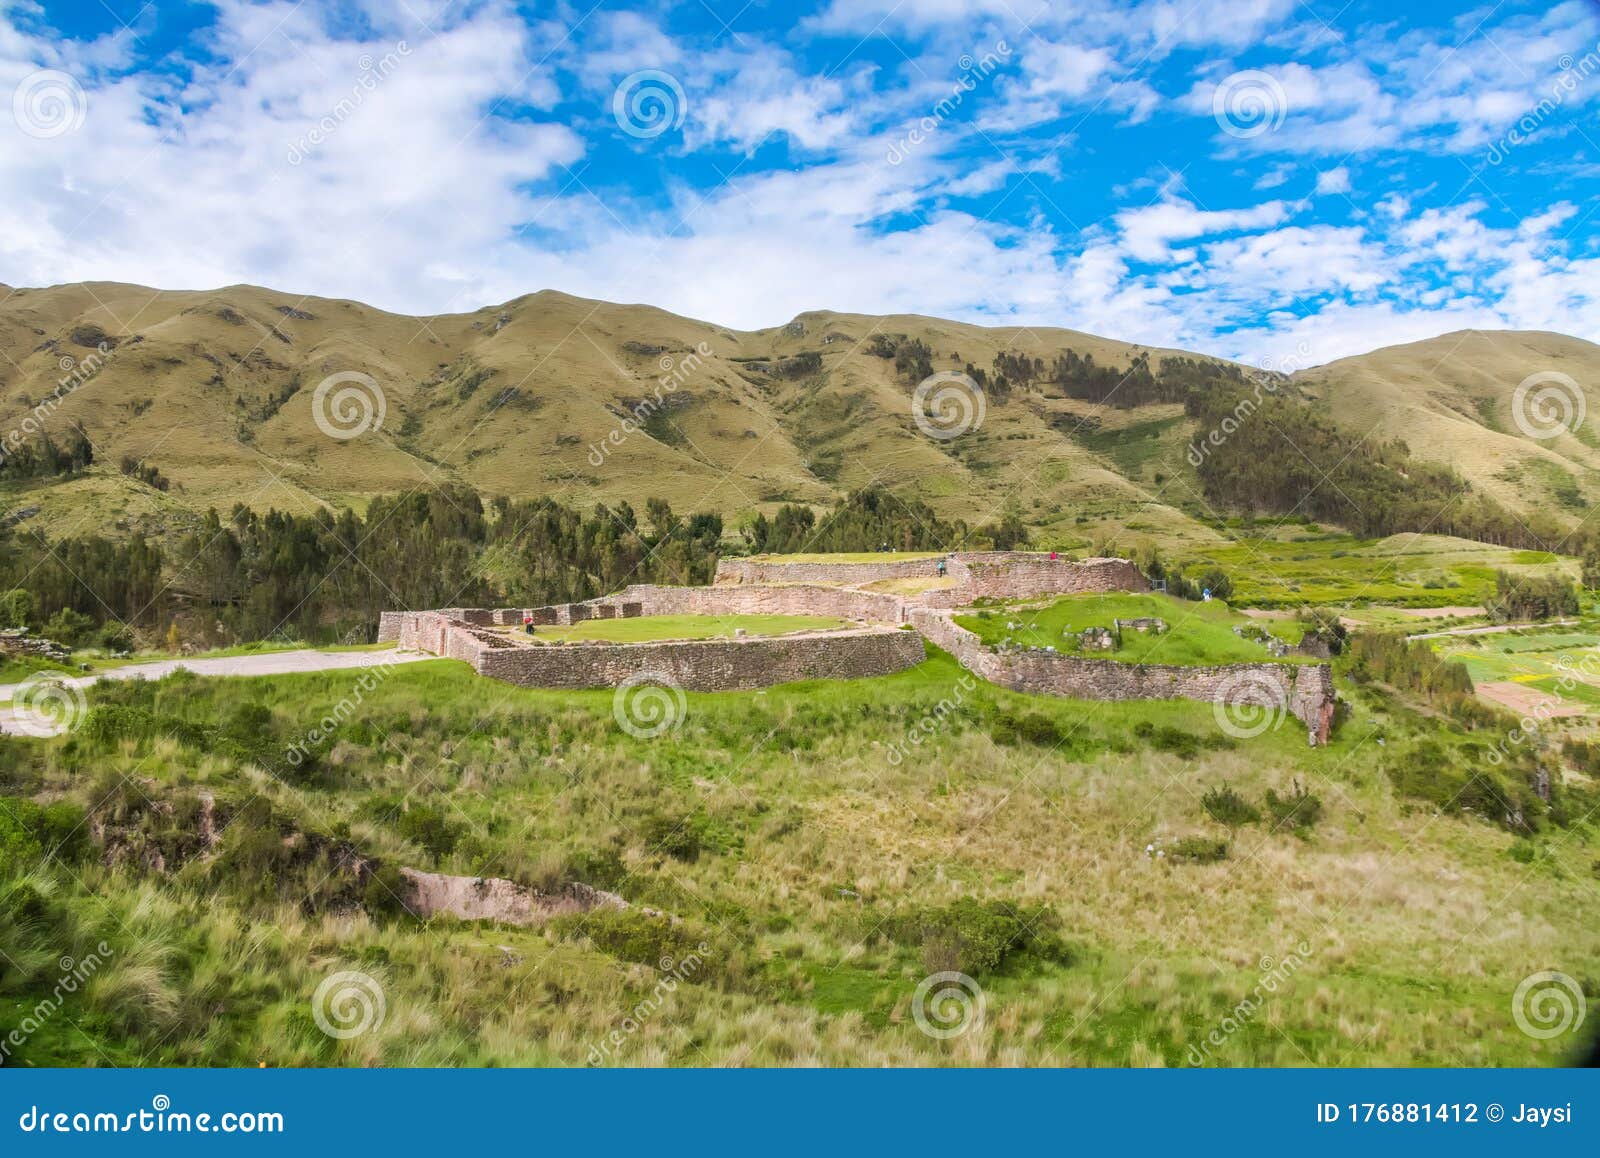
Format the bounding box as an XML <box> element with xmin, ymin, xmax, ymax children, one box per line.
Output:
<box><xmin>400</xmin><ymin>868</ymin><xmax>627</xmax><ymax>925</ymax></box>
<box><xmin>1475</xmin><ymin>681</ymin><xmax>1586</xmax><ymax>717</ymax></box>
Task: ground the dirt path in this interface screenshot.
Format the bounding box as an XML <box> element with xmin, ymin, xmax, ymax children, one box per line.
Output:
<box><xmin>0</xmin><ymin>648</ymin><xmax>431</xmax><ymax>735</ymax></box>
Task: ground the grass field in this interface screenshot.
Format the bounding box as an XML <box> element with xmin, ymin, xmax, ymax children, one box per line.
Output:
<box><xmin>955</xmin><ymin>592</ymin><xmax>1310</xmax><ymax>665</ymax></box>
<box><xmin>499</xmin><ymin>614</ymin><xmax>850</xmax><ymax>643</ymax></box>
<box><xmin>1176</xmin><ymin>533</ymin><xmax>1571</xmax><ymax>609</ymax></box>
<box><xmin>1428</xmin><ymin>620</ymin><xmax>1600</xmax><ymax>722</ymax></box>
<box><xmin>4</xmin><ymin>651</ymin><xmax>1594</xmax><ymax>1067</ymax></box>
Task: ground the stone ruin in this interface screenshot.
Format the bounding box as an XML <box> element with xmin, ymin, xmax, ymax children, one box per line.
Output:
<box><xmin>379</xmin><ymin>552</ymin><xmax>1339</xmax><ymax>745</ymax></box>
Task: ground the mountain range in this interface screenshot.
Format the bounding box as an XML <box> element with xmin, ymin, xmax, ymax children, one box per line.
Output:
<box><xmin>1</xmin><ymin>280</ymin><xmax>1596</xmax><ymax>550</ymax></box>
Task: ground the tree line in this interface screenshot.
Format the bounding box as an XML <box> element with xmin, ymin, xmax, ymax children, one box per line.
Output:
<box><xmin>1186</xmin><ymin>387</ymin><xmax>1570</xmax><ymax>549</ymax></box>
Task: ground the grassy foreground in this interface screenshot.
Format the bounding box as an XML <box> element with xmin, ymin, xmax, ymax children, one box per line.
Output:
<box><xmin>2</xmin><ymin>648</ymin><xmax>1596</xmax><ymax>1068</ymax></box>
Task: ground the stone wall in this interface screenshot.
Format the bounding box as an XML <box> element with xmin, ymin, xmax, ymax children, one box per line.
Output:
<box><xmin>922</xmin><ymin>556</ymin><xmax>1150</xmax><ymax>606</ymax></box>
<box><xmin>476</xmin><ymin>626</ymin><xmax>926</xmax><ymax>691</ymax></box>
<box><xmin>376</xmin><ymin>554</ymin><xmax>1339</xmax><ymax>742</ymax></box>
<box><xmin>712</xmin><ymin>552</ymin><xmax>1149</xmax><ymax>606</ymax></box>
<box><xmin>715</xmin><ymin>556</ymin><xmax>942</xmax><ymax>585</ymax></box>
<box><xmin>909</xmin><ymin>608</ymin><xmax>1335</xmax><ymax>745</ymax></box>
<box><xmin>376</xmin><ymin>553</ymin><xmax>1148</xmax><ymax>645</ymax></box>
<box><xmin>609</xmin><ymin>583</ymin><xmax>907</xmax><ymax>623</ymax></box>
<box><xmin>384</xmin><ymin>609</ymin><xmax>924</xmax><ymax>691</ymax></box>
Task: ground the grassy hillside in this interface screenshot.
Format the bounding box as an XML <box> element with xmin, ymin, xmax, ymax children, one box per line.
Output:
<box><xmin>6</xmin><ymin>282</ymin><xmax>1591</xmax><ymax>551</ymax></box>
<box><xmin>4</xmin><ymin>649</ymin><xmax>1595</xmax><ymax>1066</ymax></box>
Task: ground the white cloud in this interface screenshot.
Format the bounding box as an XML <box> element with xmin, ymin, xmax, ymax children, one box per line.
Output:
<box><xmin>1314</xmin><ymin>166</ymin><xmax>1350</xmax><ymax>195</ymax></box>
<box><xmin>1115</xmin><ymin>198</ymin><xmax>1296</xmax><ymax>263</ymax></box>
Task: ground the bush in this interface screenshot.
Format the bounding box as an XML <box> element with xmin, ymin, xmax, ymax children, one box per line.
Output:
<box><xmin>362</xmin><ymin>863</ymin><xmax>416</xmax><ymax>919</ymax></box>
<box><xmin>1202</xmin><ymin>783</ymin><xmax>1261</xmax><ymax>826</ymax></box>
<box><xmin>1387</xmin><ymin>741</ymin><xmax>1542</xmax><ymax>831</ymax></box>
<box><xmin>990</xmin><ymin>708</ymin><xmax>1061</xmax><ymax>747</ymax></box>
<box><xmin>0</xmin><ymin>798</ymin><xmax>88</xmax><ymax>872</ymax></box>
<box><xmin>91</xmin><ymin>620</ymin><xmax>135</xmax><ymax>652</ymax></box>
<box><xmin>1135</xmin><ymin>720</ymin><xmax>1232</xmax><ymax>758</ymax></box>
<box><xmin>567</xmin><ymin>907</ymin><xmax>713</xmax><ymax>969</ymax></box>
<box><xmin>0</xmin><ymin>588</ymin><xmax>35</xmax><ymax>629</ymax></box>
<box><xmin>883</xmin><ymin>897</ymin><xmax>1069</xmax><ymax>976</ymax></box>
<box><xmin>42</xmin><ymin>607</ymin><xmax>95</xmax><ymax>647</ymax></box>
<box><xmin>396</xmin><ymin>804</ymin><xmax>460</xmax><ymax>865</ymax></box>
<box><xmin>638</xmin><ymin>810</ymin><xmax>738</xmax><ymax>862</ymax></box>
<box><xmin>1168</xmin><ymin>836</ymin><xmax>1229</xmax><ymax>864</ymax></box>
<box><xmin>1264</xmin><ymin>779</ymin><xmax>1323</xmax><ymax>832</ymax></box>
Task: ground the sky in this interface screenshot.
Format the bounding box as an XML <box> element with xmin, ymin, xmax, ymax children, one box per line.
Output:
<box><xmin>1</xmin><ymin>0</ymin><xmax>1598</xmax><ymax>366</ymax></box>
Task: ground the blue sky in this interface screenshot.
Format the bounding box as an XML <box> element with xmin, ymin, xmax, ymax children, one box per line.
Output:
<box><xmin>3</xmin><ymin>0</ymin><xmax>1599</xmax><ymax>365</ymax></box>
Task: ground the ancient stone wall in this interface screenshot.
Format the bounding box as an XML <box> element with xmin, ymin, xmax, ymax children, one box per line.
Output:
<box><xmin>476</xmin><ymin>626</ymin><xmax>926</xmax><ymax>691</ymax></box>
<box><xmin>714</xmin><ymin>556</ymin><xmax>943</xmax><ymax>585</ymax></box>
<box><xmin>922</xmin><ymin>556</ymin><xmax>1150</xmax><ymax>606</ymax></box>
<box><xmin>376</xmin><ymin>555</ymin><xmax>1337</xmax><ymax>742</ymax></box>
<box><xmin>908</xmin><ymin>608</ymin><xmax>1335</xmax><ymax>744</ymax></box>
<box><xmin>609</xmin><ymin>583</ymin><xmax>907</xmax><ymax>623</ymax></box>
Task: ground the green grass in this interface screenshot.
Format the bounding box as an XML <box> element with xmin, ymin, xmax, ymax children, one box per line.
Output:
<box><xmin>2</xmin><ymin>643</ymin><xmax>1596</xmax><ymax>1068</ymax></box>
<box><xmin>505</xmin><ymin>613</ymin><xmax>849</xmax><ymax>643</ymax></box>
<box><xmin>1176</xmin><ymin>534</ymin><xmax>1571</xmax><ymax>609</ymax></box>
<box><xmin>1427</xmin><ymin>618</ymin><xmax>1600</xmax><ymax>714</ymax></box>
<box><xmin>955</xmin><ymin>592</ymin><xmax>1310</xmax><ymax>665</ymax></box>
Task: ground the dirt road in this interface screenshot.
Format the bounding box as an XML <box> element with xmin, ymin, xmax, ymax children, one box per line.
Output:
<box><xmin>0</xmin><ymin>648</ymin><xmax>431</xmax><ymax>736</ymax></box>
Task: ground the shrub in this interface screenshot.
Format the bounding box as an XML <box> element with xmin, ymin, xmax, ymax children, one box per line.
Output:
<box><xmin>42</xmin><ymin>607</ymin><xmax>95</xmax><ymax>647</ymax></box>
<box><xmin>638</xmin><ymin>810</ymin><xmax>738</xmax><ymax>862</ymax></box>
<box><xmin>396</xmin><ymin>804</ymin><xmax>461</xmax><ymax>865</ymax></box>
<box><xmin>990</xmin><ymin>708</ymin><xmax>1061</xmax><ymax>747</ymax></box>
<box><xmin>91</xmin><ymin>621</ymin><xmax>135</xmax><ymax>652</ymax></box>
<box><xmin>1264</xmin><ymin>779</ymin><xmax>1323</xmax><ymax>833</ymax></box>
<box><xmin>362</xmin><ymin>863</ymin><xmax>416</xmax><ymax>919</ymax></box>
<box><xmin>0</xmin><ymin>588</ymin><xmax>35</xmax><ymax>629</ymax></box>
<box><xmin>568</xmin><ymin>907</ymin><xmax>713</xmax><ymax>970</ymax></box>
<box><xmin>1168</xmin><ymin>836</ymin><xmax>1229</xmax><ymax>864</ymax></box>
<box><xmin>1202</xmin><ymin>784</ymin><xmax>1261</xmax><ymax>827</ymax></box>
<box><xmin>1386</xmin><ymin>741</ymin><xmax>1541</xmax><ymax>831</ymax></box>
<box><xmin>1134</xmin><ymin>720</ymin><xmax>1232</xmax><ymax>758</ymax></box>
<box><xmin>883</xmin><ymin>897</ymin><xmax>1069</xmax><ymax>976</ymax></box>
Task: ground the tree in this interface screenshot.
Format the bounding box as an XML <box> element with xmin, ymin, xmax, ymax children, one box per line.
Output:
<box><xmin>0</xmin><ymin>588</ymin><xmax>34</xmax><ymax>628</ymax></box>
